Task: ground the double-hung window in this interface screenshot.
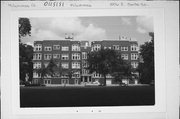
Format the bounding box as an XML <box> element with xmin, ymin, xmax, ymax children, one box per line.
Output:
<box><xmin>72</xmin><ymin>44</ymin><xmax>80</xmax><ymax>51</ymax></box>
<box><xmin>62</xmin><ymin>46</ymin><xmax>69</xmax><ymax>51</ymax></box>
<box><xmin>44</xmin><ymin>54</ymin><xmax>52</xmax><ymax>60</ymax></box>
<box><xmin>82</xmin><ymin>52</ymin><xmax>87</xmax><ymax>59</ymax></box>
<box><xmin>121</xmin><ymin>46</ymin><xmax>128</xmax><ymax>51</ymax></box>
<box><xmin>131</xmin><ymin>53</ymin><xmax>138</xmax><ymax>60</ymax></box>
<box><xmin>131</xmin><ymin>44</ymin><xmax>138</xmax><ymax>51</ymax></box>
<box><xmin>44</xmin><ymin>46</ymin><xmax>52</xmax><ymax>51</ymax></box>
<box><xmin>92</xmin><ymin>44</ymin><xmax>101</xmax><ymax>51</ymax></box>
<box><xmin>72</xmin><ymin>53</ymin><xmax>80</xmax><ymax>60</ymax></box>
<box><xmin>61</xmin><ymin>62</ymin><xmax>69</xmax><ymax>69</ymax></box>
<box><xmin>33</xmin><ymin>53</ymin><xmax>42</xmax><ymax>60</ymax></box>
<box><xmin>53</xmin><ymin>45</ymin><xmax>60</xmax><ymax>50</ymax></box>
<box><xmin>121</xmin><ymin>54</ymin><xmax>128</xmax><ymax>60</ymax></box>
<box><xmin>131</xmin><ymin>62</ymin><xmax>138</xmax><ymax>68</ymax></box>
<box><xmin>61</xmin><ymin>54</ymin><xmax>69</xmax><ymax>60</ymax></box>
<box><xmin>33</xmin><ymin>62</ymin><xmax>41</xmax><ymax>69</ymax></box>
<box><xmin>72</xmin><ymin>62</ymin><xmax>80</xmax><ymax>69</ymax></box>
<box><xmin>53</xmin><ymin>54</ymin><xmax>60</xmax><ymax>59</ymax></box>
<box><xmin>34</xmin><ymin>44</ymin><xmax>42</xmax><ymax>51</ymax></box>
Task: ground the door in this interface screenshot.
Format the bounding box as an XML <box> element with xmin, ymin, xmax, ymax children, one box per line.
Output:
<box><xmin>44</xmin><ymin>79</ymin><xmax>51</xmax><ymax>84</ymax></box>
<box><xmin>75</xmin><ymin>79</ymin><xmax>79</xmax><ymax>84</ymax></box>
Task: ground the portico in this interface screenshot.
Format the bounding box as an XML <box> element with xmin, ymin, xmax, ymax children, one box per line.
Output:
<box><xmin>81</xmin><ymin>75</ymin><xmax>92</xmax><ymax>83</ymax></box>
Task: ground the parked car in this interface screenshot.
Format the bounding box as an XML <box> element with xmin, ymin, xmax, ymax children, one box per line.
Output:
<box><xmin>119</xmin><ymin>82</ymin><xmax>127</xmax><ymax>86</ymax></box>
<box><xmin>85</xmin><ymin>81</ymin><xmax>101</xmax><ymax>86</ymax></box>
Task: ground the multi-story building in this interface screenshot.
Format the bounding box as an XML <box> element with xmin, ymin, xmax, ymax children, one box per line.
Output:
<box><xmin>32</xmin><ymin>36</ymin><xmax>139</xmax><ymax>86</ymax></box>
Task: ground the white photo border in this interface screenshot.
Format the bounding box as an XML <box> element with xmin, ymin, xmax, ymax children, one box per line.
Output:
<box><xmin>1</xmin><ymin>1</ymin><xmax>179</xmax><ymax>119</ymax></box>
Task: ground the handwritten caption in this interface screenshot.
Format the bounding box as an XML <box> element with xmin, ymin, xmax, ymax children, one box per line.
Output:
<box><xmin>110</xmin><ymin>2</ymin><xmax>148</xmax><ymax>7</ymax></box>
<box><xmin>6</xmin><ymin>1</ymin><xmax>148</xmax><ymax>9</ymax></box>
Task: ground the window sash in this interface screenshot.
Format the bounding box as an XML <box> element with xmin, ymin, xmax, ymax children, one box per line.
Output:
<box><xmin>44</xmin><ymin>54</ymin><xmax>52</xmax><ymax>60</ymax></box>
<box><xmin>61</xmin><ymin>63</ymin><xmax>69</xmax><ymax>69</ymax></box>
<box><xmin>72</xmin><ymin>53</ymin><xmax>80</xmax><ymax>60</ymax></box>
<box><xmin>44</xmin><ymin>46</ymin><xmax>52</xmax><ymax>51</ymax></box>
<box><xmin>61</xmin><ymin>54</ymin><xmax>69</xmax><ymax>60</ymax></box>
<box><xmin>33</xmin><ymin>53</ymin><xmax>42</xmax><ymax>60</ymax></box>
<box><xmin>34</xmin><ymin>44</ymin><xmax>42</xmax><ymax>51</ymax></box>
<box><xmin>53</xmin><ymin>45</ymin><xmax>60</xmax><ymax>50</ymax></box>
<box><xmin>72</xmin><ymin>62</ymin><xmax>80</xmax><ymax>69</ymax></box>
<box><xmin>62</xmin><ymin>46</ymin><xmax>69</xmax><ymax>51</ymax></box>
<box><xmin>72</xmin><ymin>45</ymin><xmax>80</xmax><ymax>51</ymax></box>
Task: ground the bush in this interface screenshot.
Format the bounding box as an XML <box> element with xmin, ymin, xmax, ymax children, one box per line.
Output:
<box><xmin>25</xmin><ymin>83</ymin><xmax>45</xmax><ymax>87</ymax></box>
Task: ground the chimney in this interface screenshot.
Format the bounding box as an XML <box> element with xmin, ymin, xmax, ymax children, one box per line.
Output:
<box><xmin>65</xmin><ymin>33</ymin><xmax>68</xmax><ymax>39</ymax></box>
<box><xmin>71</xmin><ymin>33</ymin><xmax>74</xmax><ymax>40</ymax></box>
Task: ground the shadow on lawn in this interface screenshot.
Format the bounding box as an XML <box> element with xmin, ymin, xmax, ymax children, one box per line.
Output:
<box><xmin>20</xmin><ymin>86</ymin><xmax>155</xmax><ymax>107</ymax></box>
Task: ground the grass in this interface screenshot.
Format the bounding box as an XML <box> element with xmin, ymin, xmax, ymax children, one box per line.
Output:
<box><xmin>20</xmin><ymin>86</ymin><xmax>155</xmax><ymax>107</ymax></box>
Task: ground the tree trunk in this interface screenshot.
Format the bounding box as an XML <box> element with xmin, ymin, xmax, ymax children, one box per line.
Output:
<box><xmin>103</xmin><ymin>75</ymin><xmax>106</xmax><ymax>86</ymax></box>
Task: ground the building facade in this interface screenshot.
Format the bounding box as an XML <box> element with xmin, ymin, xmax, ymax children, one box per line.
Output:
<box><xmin>32</xmin><ymin>37</ymin><xmax>139</xmax><ymax>86</ymax></box>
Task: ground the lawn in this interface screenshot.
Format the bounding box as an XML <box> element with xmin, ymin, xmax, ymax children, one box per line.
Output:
<box><xmin>20</xmin><ymin>86</ymin><xmax>155</xmax><ymax>107</ymax></box>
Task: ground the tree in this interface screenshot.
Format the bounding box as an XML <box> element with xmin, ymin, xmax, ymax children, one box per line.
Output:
<box><xmin>138</xmin><ymin>32</ymin><xmax>154</xmax><ymax>84</ymax></box>
<box><xmin>111</xmin><ymin>62</ymin><xmax>132</xmax><ymax>85</ymax></box>
<box><xmin>87</xmin><ymin>48</ymin><xmax>129</xmax><ymax>86</ymax></box>
<box><xmin>36</xmin><ymin>59</ymin><xmax>58</xmax><ymax>84</ymax></box>
<box><xmin>19</xmin><ymin>18</ymin><xmax>31</xmax><ymax>39</ymax></box>
<box><xmin>36</xmin><ymin>64</ymin><xmax>49</xmax><ymax>84</ymax></box>
<box><xmin>46</xmin><ymin>59</ymin><xmax>58</xmax><ymax>77</ymax></box>
<box><xmin>19</xmin><ymin>18</ymin><xmax>33</xmax><ymax>82</ymax></box>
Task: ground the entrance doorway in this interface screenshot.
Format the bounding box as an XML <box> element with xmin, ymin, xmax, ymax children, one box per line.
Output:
<box><xmin>61</xmin><ymin>79</ymin><xmax>69</xmax><ymax>84</ymax></box>
<box><xmin>44</xmin><ymin>79</ymin><xmax>51</xmax><ymax>85</ymax></box>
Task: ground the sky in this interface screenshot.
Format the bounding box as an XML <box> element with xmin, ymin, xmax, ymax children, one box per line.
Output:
<box><xmin>22</xmin><ymin>16</ymin><xmax>154</xmax><ymax>46</ymax></box>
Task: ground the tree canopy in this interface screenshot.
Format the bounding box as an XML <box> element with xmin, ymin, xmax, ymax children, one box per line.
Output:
<box><xmin>87</xmin><ymin>48</ymin><xmax>130</xmax><ymax>86</ymax></box>
<box><xmin>19</xmin><ymin>18</ymin><xmax>31</xmax><ymax>38</ymax></box>
<box><xmin>19</xmin><ymin>18</ymin><xmax>33</xmax><ymax>82</ymax></box>
<box><xmin>138</xmin><ymin>32</ymin><xmax>154</xmax><ymax>84</ymax></box>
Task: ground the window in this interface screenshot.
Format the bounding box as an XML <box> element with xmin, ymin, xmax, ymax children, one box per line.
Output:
<box><xmin>82</xmin><ymin>69</ymin><xmax>89</xmax><ymax>74</ymax></box>
<box><xmin>82</xmin><ymin>52</ymin><xmax>87</xmax><ymax>59</ymax></box>
<box><xmin>131</xmin><ymin>53</ymin><xmax>138</xmax><ymax>60</ymax></box>
<box><xmin>92</xmin><ymin>44</ymin><xmax>101</xmax><ymax>51</ymax></box>
<box><xmin>107</xmin><ymin>74</ymin><xmax>112</xmax><ymax>78</ymax></box>
<box><xmin>121</xmin><ymin>54</ymin><xmax>128</xmax><ymax>60</ymax></box>
<box><xmin>82</xmin><ymin>61</ymin><xmax>88</xmax><ymax>68</ymax></box>
<box><xmin>72</xmin><ymin>44</ymin><xmax>80</xmax><ymax>51</ymax></box>
<box><xmin>34</xmin><ymin>44</ymin><xmax>42</xmax><ymax>51</ymax></box>
<box><xmin>93</xmin><ymin>73</ymin><xmax>101</xmax><ymax>78</ymax></box>
<box><xmin>131</xmin><ymin>62</ymin><xmax>138</xmax><ymax>68</ymax></box>
<box><xmin>61</xmin><ymin>62</ymin><xmax>69</xmax><ymax>69</ymax></box>
<box><xmin>131</xmin><ymin>44</ymin><xmax>138</xmax><ymax>51</ymax></box>
<box><xmin>33</xmin><ymin>62</ymin><xmax>41</xmax><ymax>69</ymax></box>
<box><xmin>33</xmin><ymin>53</ymin><xmax>42</xmax><ymax>60</ymax></box>
<box><xmin>72</xmin><ymin>53</ymin><xmax>80</xmax><ymax>60</ymax></box>
<box><xmin>62</xmin><ymin>46</ymin><xmax>69</xmax><ymax>51</ymax></box>
<box><xmin>72</xmin><ymin>71</ymin><xmax>80</xmax><ymax>78</ymax></box>
<box><xmin>61</xmin><ymin>74</ymin><xmax>68</xmax><ymax>78</ymax></box>
<box><xmin>44</xmin><ymin>46</ymin><xmax>52</xmax><ymax>51</ymax></box>
<box><xmin>61</xmin><ymin>54</ymin><xmax>69</xmax><ymax>60</ymax></box>
<box><xmin>121</xmin><ymin>46</ymin><xmax>128</xmax><ymax>51</ymax></box>
<box><xmin>61</xmin><ymin>79</ymin><xmax>69</xmax><ymax>84</ymax></box>
<box><xmin>72</xmin><ymin>62</ymin><xmax>80</xmax><ymax>69</ymax></box>
<box><xmin>53</xmin><ymin>54</ymin><xmax>60</xmax><ymax>59</ymax></box>
<box><xmin>33</xmin><ymin>72</ymin><xmax>41</xmax><ymax>78</ymax></box>
<box><xmin>53</xmin><ymin>45</ymin><xmax>60</xmax><ymax>50</ymax></box>
<box><xmin>113</xmin><ymin>45</ymin><xmax>120</xmax><ymax>50</ymax></box>
<box><xmin>44</xmin><ymin>54</ymin><xmax>52</xmax><ymax>60</ymax></box>
<box><xmin>33</xmin><ymin>79</ymin><xmax>39</xmax><ymax>84</ymax></box>
<box><xmin>44</xmin><ymin>62</ymin><xmax>49</xmax><ymax>68</ymax></box>
<box><xmin>44</xmin><ymin>79</ymin><xmax>51</xmax><ymax>84</ymax></box>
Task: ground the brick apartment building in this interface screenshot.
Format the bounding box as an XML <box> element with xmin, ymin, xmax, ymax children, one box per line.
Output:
<box><xmin>32</xmin><ymin>36</ymin><xmax>139</xmax><ymax>86</ymax></box>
